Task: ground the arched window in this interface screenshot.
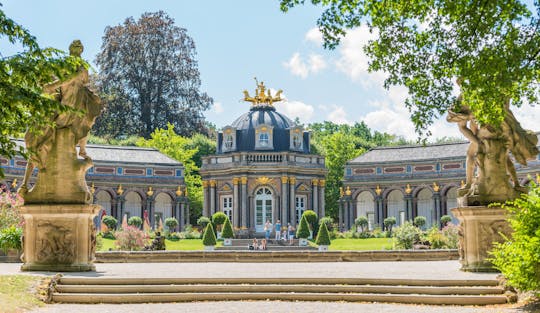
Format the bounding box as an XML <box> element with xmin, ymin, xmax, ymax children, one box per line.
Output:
<box><xmin>356</xmin><ymin>191</ymin><xmax>375</xmax><ymax>230</ymax></box>
<box><xmin>416</xmin><ymin>188</ymin><xmax>434</xmax><ymax>228</ymax></box>
<box><xmin>124</xmin><ymin>191</ymin><xmax>142</xmax><ymax>219</ymax></box>
<box><xmin>293</xmin><ymin>134</ymin><xmax>302</xmax><ymax>148</ymax></box>
<box><xmin>154</xmin><ymin>193</ymin><xmax>173</xmax><ymax>223</ymax></box>
<box><xmin>95</xmin><ymin>190</ymin><xmax>112</xmax><ymax>216</ymax></box>
<box><xmin>224</xmin><ymin>135</ymin><xmax>234</xmax><ymax>149</ymax></box>
<box><xmin>387</xmin><ymin>190</ymin><xmax>405</xmax><ymax>226</ymax></box>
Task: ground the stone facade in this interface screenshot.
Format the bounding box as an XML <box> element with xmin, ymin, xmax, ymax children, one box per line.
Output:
<box><xmin>341</xmin><ymin>134</ymin><xmax>540</xmax><ymax>231</ymax></box>
<box><xmin>1</xmin><ymin>141</ymin><xmax>189</xmax><ymax>230</ymax></box>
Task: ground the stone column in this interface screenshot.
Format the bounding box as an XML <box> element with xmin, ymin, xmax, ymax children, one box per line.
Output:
<box><xmin>175</xmin><ymin>197</ymin><xmax>182</xmax><ymax>230</ymax></box>
<box><xmin>375</xmin><ymin>195</ymin><xmax>383</xmax><ymax>229</ymax></box>
<box><xmin>232</xmin><ymin>177</ymin><xmax>240</xmax><ymax>227</ymax></box>
<box><xmin>312</xmin><ymin>179</ymin><xmax>319</xmax><ymax>215</ymax></box>
<box><xmin>289</xmin><ymin>177</ymin><xmax>296</xmax><ymax>226</ymax></box>
<box><xmin>116</xmin><ymin>195</ymin><xmax>125</xmax><ymax>223</ymax></box>
<box><xmin>338</xmin><ymin>198</ymin><xmax>344</xmax><ymax>231</ymax></box>
<box><xmin>319</xmin><ymin>179</ymin><xmax>326</xmax><ymax>217</ymax></box>
<box><xmin>433</xmin><ymin>192</ymin><xmax>441</xmax><ymax>228</ymax></box>
<box><xmin>405</xmin><ymin>194</ymin><xmax>413</xmax><ymax>221</ymax></box>
<box><xmin>184</xmin><ymin>201</ymin><xmax>190</xmax><ymax>228</ymax></box>
<box><xmin>281</xmin><ymin>176</ymin><xmax>288</xmax><ymax>223</ymax></box>
<box><xmin>146</xmin><ymin>195</ymin><xmax>155</xmax><ymax>228</ymax></box>
<box><xmin>241</xmin><ymin>176</ymin><xmax>248</xmax><ymax>228</ymax></box>
<box><xmin>344</xmin><ymin>198</ymin><xmax>350</xmax><ymax>230</ymax></box>
<box><xmin>210</xmin><ymin>180</ymin><xmax>217</xmax><ymax>216</ymax></box>
<box><xmin>202</xmin><ymin>181</ymin><xmax>209</xmax><ymax>217</ymax></box>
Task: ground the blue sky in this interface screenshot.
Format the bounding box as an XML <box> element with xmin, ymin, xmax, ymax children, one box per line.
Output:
<box><xmin>3</xmin><ymin>0</ymin><xmax>538</xmax><ymax>140</ymax></box>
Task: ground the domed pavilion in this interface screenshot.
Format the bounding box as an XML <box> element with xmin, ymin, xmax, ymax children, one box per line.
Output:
<box><xmin>200</xmin><ymin>81</ymin><xmax>327</xmax><ymax>234</ymax></box>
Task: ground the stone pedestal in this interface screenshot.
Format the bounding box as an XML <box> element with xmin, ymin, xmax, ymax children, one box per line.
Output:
<box><xmin>451</xmin><ymin>206</ymin><xmax>511</xmax><ymax>272</ymax></box>
<box><xmin>20</xmin><ymin>204</ymin><xmax>100</xmax><ymax>272</ymax></box>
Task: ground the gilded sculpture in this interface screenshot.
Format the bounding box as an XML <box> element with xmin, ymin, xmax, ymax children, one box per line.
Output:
<box><xmin>243</xmin><ymin>78</ymin><xmax>283</xmax><ymax>106</ymax></box>
<box><xmin>447</xmin><ymin>79</ymin><xmax>538</xmax><ymax>206</ymax></box>
<box><xmin>19</xmin><ymin>40</ymin><xmax>102</xmax><ymax>204</ymax></box>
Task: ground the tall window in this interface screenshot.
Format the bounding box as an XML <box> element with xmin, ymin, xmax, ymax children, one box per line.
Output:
<box><xmin>224</xmin><ymin>135</ymin><xmax>233</xmax><ymax>149</ymax></box>
<box><xmin>295</xmin><ymin>196</ymin><xmax>306</xmax><ymax>223</ymax></box>
<box><xmin>222</xmin><ymin>196</ymin><xmax>233</xmax><ymax>222</ymax></box>
<box><xmin>292</xmin><ymin>134</ymin><xmax>302</xmax><ymax>149</ymax></box>
<box><xmin>259</xmin><ymin>132</ymin><xmax>269</xmax><ymax>147</ymax></box>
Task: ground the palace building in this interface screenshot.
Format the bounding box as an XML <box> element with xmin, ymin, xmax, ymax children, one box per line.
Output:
<box><xmin>1</xmin><ymin>140</ymin><xmax>188</xmax><ymax>229</ymax></box>
<box><xmin>200</xmin><ymin>81</ymin><xmax>327</xmax><ymax>233</ymax></box>
<box><xmin>340</xmin><ymin>134</ymin><xmax>540</xmax><ymax>231</ymax></box>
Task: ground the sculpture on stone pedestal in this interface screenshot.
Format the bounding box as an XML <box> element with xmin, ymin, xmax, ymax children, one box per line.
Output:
<box><xmin>446</xmin><ymin>79</ymin><xmax>539</xmax><ymax>272</ymax></box>
<box><xmin>18</xmin><ymin>40</ymin><xmax>103</xmax><ymax>272</ymax></box>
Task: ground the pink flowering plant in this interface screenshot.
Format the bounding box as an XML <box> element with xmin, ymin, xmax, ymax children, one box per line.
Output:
<box><xmin>0</xmin><ymin>186</ymin><xmax>23</xmax><ymax>230</ymax></box>
<box><xmin>114</xmin><ymin>226</ymin><xmax>149</xmax><ymax>251</ymax></box>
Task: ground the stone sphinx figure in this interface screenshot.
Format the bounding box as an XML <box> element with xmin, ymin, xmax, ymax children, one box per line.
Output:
<box><xmin>19</xmin><ymin>40</ymin><xmax>102</xmax><ymax>204</ymax></box>
<box><xmin>447</xmin><ymin>83</ymin><xmax>538</xmax><ymax>206</ymax></box>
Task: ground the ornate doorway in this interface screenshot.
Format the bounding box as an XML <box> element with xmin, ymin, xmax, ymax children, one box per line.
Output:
<box><xmin>255</xmin><ymin>187</ymin><xmax>273</xmax><ymax>232</ymax></box>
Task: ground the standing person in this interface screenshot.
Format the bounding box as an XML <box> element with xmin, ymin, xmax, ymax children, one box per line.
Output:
<box><xmin>288</xmin><ymin>223</ymin><xmax>294</xmax><ymax>245</ymax></box>
<box><xmin>275</xmin><ymin>219</ymin><xmax>281</xmax><ymax>240</ymax></box>
<box><xmin>264</xmin><ymin>220</ymin><xmax>272</xmax><ymax>240</ymax></box>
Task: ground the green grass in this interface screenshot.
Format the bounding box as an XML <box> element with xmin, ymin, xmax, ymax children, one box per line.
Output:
<box><xmin>328</xmin><ymin>238</ymin><xmax>393</xmax><ymax>251</ymax></box>
<box><xmin>0</xmin><ymin>275</ymin><xmax>44</xmax><ymax>313</ymax></box>
<box><xmin>98</xmin><ymin>238</ymin><xmax>222</xmax><ymax>251</ymax></box>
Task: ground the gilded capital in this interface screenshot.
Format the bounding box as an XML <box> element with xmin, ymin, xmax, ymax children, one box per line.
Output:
<box><xmin>289</xmin><ymin>177</ymin><xmax>296</xmax><ymax>184</ymax></box>
<box><xmin>318</xmin><ymin>179</ymin><xmax>325</xmax><ymax>187</ymax></box>
<box><xmin>281</xmin><ymin>176</ymin><xmax>288</xmax><ymax>184</ymax></box>
<box><xmin>311</xmin><ymin>179</ymin><xmax>319</xmax><ymax>185</ymax></box>
<box><xmin>232</xmin><ymin>177</ymin><xmax>240</xmax><ymax>185</ymax></box>
<box><xmin>241</xmin><ymin>176</ymin><xmax>248</xmax><ymax>185</ymax></box>
<box><xmin>210</xmin><ymin>180</ymin><xmax>217</xmax><ymax>187</ymax></box>
<box><xmin>202</xmin><ymin>181</ymin><xmax>209</xmax><ymax>188</ymax></box>
<box><xmin>175</xmin><ymin>186</ymin><xmax>183</xmax><ymax>197</ymax></box>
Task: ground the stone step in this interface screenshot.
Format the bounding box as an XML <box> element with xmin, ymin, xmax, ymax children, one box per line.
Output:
<box><xmin>56</xmin><ymin>284</ymin><xmax>504</xmax><ymax>295</ymax></box>
<box><xmin>59</xmin><ymin>277</ymin><xmax>500</xmax><ymax>287</ymax></box>
<box><xmin>51</xmin><ymin>292</ymin><xmax>508</xmax><ymax>305</ymax></box>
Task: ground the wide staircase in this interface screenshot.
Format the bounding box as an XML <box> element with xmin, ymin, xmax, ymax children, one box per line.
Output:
<box><xmin>49</xmin><ymin>276</ymin><xmax>511</xmax><ymax>305</ymax></box>
<box><xmin>216</xmin><ymin>238</ymin><xmax>317</xmax><ymax>251</ymax></box>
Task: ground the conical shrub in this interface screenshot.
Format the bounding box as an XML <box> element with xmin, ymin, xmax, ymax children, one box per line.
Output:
<box><xmin>296</xmin><ymin>215</ymin><xmax>310</xmax><ymax>239</ymax></box>
<box><xmin>202</xmin><ymin>223</ymin><xmax>216</xmax><ymax>246</ymax></box>
<box><xmin>221</xmin><ymin>217</ymin><xmax>234</xmax><ymax>239</ymax></box>
<box><xmin>315</xmin><ymin>222</ymin><xmax>331</xmax><ymax>246</ymax></box>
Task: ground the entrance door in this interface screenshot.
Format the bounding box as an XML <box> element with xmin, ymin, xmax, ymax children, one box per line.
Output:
<box><xmin>255</xmin><ymin>188</ymin><xmax>273</xmax><ymax>232</ymax></box>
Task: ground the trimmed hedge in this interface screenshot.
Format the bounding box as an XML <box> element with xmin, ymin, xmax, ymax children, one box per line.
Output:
<box><xmin>221</xmin><ymin>217</ymin><xmax>234</xmax><ymax>239</ymax></box>
<box><xmin>102</xmin><ymin>215</ymin><xmax>118</xmax><ymax>231</ymax></box>
<box><xmin>296</xmin><ymin>215</ymin><xmax>310</xmax><ymax>239</ymax></box>
<box><xmin>202</xmin><ymin>223</ymin><xmax>217</xmax><ymax>246</ymax></box>
<box><xmin>212</xmin><ymin>212</ymin><xmax>228</xmax><ymax>226</ymax></box>
<box><xmin>128</xmin><ymin>216</ymin><xmax>143</xmax><ymax>228</ymax></box>
<box><xmin>165</xmin><ymin>217</ymin><xmax>179</xmax><ymax>232</ymax></box>
<box><xmin>315</xmin><ymin>222</ymin><xmax>331</xmax><ymax>246</ymax></box>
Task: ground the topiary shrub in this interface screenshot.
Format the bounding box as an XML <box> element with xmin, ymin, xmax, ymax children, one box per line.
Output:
<box><xmin>491</xmin><ymin>183</ymin><xmax>540</xmax><ymax>292</ymax></box>
<box><xmin>319</xmin><ymin>216</ymin><xmax>334</xmax><ymax>231</ymax></box>
<box><xmin>302</xmin><ymin>210</ymin><xmax>318</xmax><ymax>228</ymax></box>
<box><xmin>0</xmin><ymin>225</ymin><xmax>22</xmax><ymax>253</ymax></box>
<box><xmin>197</xmin><ymin>216</ymin><xmax>211</xmax><ymax>228</ymax></box>
<box><xmin>384</xmin><ymin>217</ymin><xmax>397</xmax><ymax>233</ymax></box>
<box><xmin>114</xmin><ymin>226</ymin><xmax>149</xmax><ymax>251</ymax></box>
<box><xmin>128</xmin><ymin>216</ymin><xmax>143</xmax><ymax>228</ymax></box>
<box><xmin>315</xmin><ymin>222</ymin><xmax>331</xmax><ymax>246</ymax></box>
<box><xmin>202</xmin><ymin>223</ymin><xmax>217</xmax><ymax>246</ymax></box>
<box><xmin>165</xmin><ymin>217</ymin><xmax>179</xmax><ymax>233</ymax></box>
<box><xmin>221</xmin><ymin>217</ymin><xmax>234</xmax><ymax>239</ymax></box>
<box><xmin>393</xmin><ymin>221</ymin><xmax>422</xmax><ymax>250</ymax></box>
<box><xmin>212</xmin><ymin>212</ymin><xmax>228</xmax><ymax>227</ymax></box>
<box><xmin>413</xmin><ymin>216</ymin><xmax>427</xmax><ymax>229</ymax></box>
<box><xmin>440</xmin><ymin>215</ymin><xmax>452</xmax><ymax>226</ymax></box>
<box><xmin>102</xmin><ymin>215</ymin><xmax>118</xmax><ymax>232</ymax></box>
<box><xmin>296</xmin><ymin>215</ymin><xmax>310</xmax><ymax>239</ymax></box>
<box><xmin>355</xmin><ymin>216</ymin><xmax>369</xmax><ymax>233</ymax></box>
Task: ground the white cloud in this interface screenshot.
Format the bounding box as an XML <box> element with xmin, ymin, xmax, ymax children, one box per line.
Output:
<box><xmin>513</xmin><ymin>104</ymin><xmax>540</xmax><ymax>132</ymax></box>
<box><xmin>283</xmin><ymin>52</ymin><xmax>327</xmax><ymax>79</ymax></box>
<box><xmin>305</xmin><ymin>27</ymin><xmax>323</xmax><ymax>46</ymax></box>
<box><xmin>211</xmin><ymin>102</ymin><xmax>224</xmax><ymax>114</ymax></box>
<box><xmin>275</xmin><ymin>100</ymin><xmax>315</xmax><ymax>122</ymax></box>
<box><xmin>327</xmin><ymin>105</ymin><xmax>352</xmax><ymax>125</ymax></box>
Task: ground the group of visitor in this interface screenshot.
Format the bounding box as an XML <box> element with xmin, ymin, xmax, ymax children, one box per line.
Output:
<box><xmin>264</xmin><ymin>219</ymin><xmax>295</xmax><ymax>244</ymax></box>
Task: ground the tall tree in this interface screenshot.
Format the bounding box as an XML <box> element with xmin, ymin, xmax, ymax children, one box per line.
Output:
<box><xmin>280</xmin><ymin>0</ymin><xmax>540</xmax><ymax>137</ymax></box>
<box><xmin>95</xmin><ymin>11</ymin><xmax>213</xmax><ymax>139</ymax></box>
<box><xmin>0</xmin><ymin>6</ymin><xmax>85</xmax><ymax>176</ymax></box>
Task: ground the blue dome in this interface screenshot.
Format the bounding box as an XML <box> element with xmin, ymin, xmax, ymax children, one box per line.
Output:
<box><xmin>230</xmin><ymin>106</ymin><xmax>294</xmax><ymax>131</ymax></box>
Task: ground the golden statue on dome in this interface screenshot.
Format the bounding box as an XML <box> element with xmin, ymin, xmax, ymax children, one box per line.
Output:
<box><xmin>243</xmin><ymin>78</ymin><xmax>283</xmax><ymax>106</ymax></box>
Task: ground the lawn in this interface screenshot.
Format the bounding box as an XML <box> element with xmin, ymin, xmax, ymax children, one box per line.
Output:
<box><xmin>0</xmin><ymin>275</ymin><xmax>44</xmax><ymax>313</ymax></box>
<box><xmin>98</xmin><ymin>238</ymin><xmax>222</xmax><ymax>251</ymax></box>
<box><xmin>328</xmin><ymin>238</ymin><xmax>393</xmax><ymax>251</ymax></box>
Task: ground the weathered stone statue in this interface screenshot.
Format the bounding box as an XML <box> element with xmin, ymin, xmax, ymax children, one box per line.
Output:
<box><xmin>19</xmin><ymin>40</ymin><xmax>102</xmax><ymax>204</ymax></box>
<box><xmin>447</xmin><ymin>80</ymin><xmax>539</xmax><ymax>272</ymax></box>
<box><xmin>19</xmin><ymin>40</ymin><xmax>102</xmax><ymax>271</ymax></box>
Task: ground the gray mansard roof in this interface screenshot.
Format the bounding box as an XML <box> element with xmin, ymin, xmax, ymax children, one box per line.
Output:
<box><xmin>350</xmin><ymin>141</ymin><xmax>470</xmax><ymax>164</ymax></box>
<box><xmin>13</xmin><ymin>140</ymin><xmax>180</xmax><ymax>166</ymax></box>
